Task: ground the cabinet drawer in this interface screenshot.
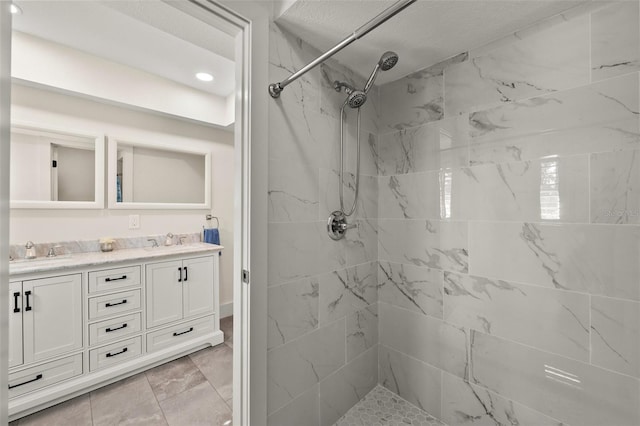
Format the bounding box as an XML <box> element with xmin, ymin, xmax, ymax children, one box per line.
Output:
<box><xmin>146</xmin><ymin>315</ymin><xmax>215</xmax><ymax>353</ymax></box>
<box><xmin>89</xmin><ymin>313</ymin><xmax>142</xmax><ymax>347</ymax></box>
<box><xmin>89</xmin><ymin>336</ymin><xmax>142</xmax><ymax>372</ymax></box>
<box><xmin>8</xmin><ymin>353</ymin><xmax>83</xmax><ymax>398</ymax></box>
<box><xmin>89</xmin><ymin>289</ymin><xmax>141</xmax><ymax>320</ymax></box>
<box><xmin>89</xmin><ymin>266</ymin><xmax>141</xmax><ymax>294</ymax></box>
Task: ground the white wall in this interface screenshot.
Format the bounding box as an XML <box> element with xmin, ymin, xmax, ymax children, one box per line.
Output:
<box><xmin>12</xmin><ymin>31</ymin><xmax>233</xmax><ymax>127</ymax></box>
<box><xmin>10</xmin><ymin>83</ymin><xmax>235</xmax><ymax>307</ymax></box>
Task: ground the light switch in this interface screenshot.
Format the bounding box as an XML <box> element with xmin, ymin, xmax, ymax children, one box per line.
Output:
<box><xmin>128</xmin><ymin>215</ymin><xmax>140</xmax><ymax>229</ymax></box>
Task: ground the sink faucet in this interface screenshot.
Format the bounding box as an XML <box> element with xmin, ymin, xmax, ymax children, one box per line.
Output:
<box><xmin>147</xmin><ymin>239</ymin><xmax>159</xmax><ymax>248</ymax></box>
<box><xmin>178</xmin><ymin>236</ymin><xmax>187</xmax><ymax>245</ymax></box>
<box><xmin>46</xmin><ymin>245</ymin><xmax>62</xmax><ymax>258</ymax></box>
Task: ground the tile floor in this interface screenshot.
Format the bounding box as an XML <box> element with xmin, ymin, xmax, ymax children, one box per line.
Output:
<box><xmin>10</xmin><ymin>316</ymin><xmax>234</xmax><ymax>426</ymax></box>
<box><xmin>334</xmin><ymin>386</ymin><xmax>446</xmax><ymax>426</ymax></box>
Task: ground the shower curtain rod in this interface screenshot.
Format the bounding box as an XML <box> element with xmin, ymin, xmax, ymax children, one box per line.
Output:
<box><xmin>268</xmin><ymin>0</ymin><xmax>416</xmax><ymax>98</ymax></box>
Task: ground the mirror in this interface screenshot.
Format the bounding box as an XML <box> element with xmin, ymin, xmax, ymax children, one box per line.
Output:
<box><xmin>10</xmin><ymin>123</ymin><xmax>105</xmax><ymax>209</ymax></box>
<box><xmin>108</xmin><ymin>137</ymin><xmax>211</xmax><ymax>209</ymax></box>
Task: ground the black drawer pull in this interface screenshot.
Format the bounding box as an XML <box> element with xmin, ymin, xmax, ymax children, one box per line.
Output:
<box><xmin>105</xmin><ymin>323</ymin><xmax>128</xmax><ymax>333</ymax></box>
<box><xmin>178</xmin><ymin>267</ymin><xmax>182</xmax><ymax>282</ymax></box>
<box><xmin>13</xmin><ymin>292</ymin><xmax>20</xmax><ymax>313</ymax></box>
<box><xmin>106</xmin><ymin>347</ymin><xmax>128</xmax><ymax>358</ymax></box>
<box><xmin>105</xmin><ymin>275</ymin><xmax>127</xmax><ymax>282</ymax></box>
<box><xmin>9</xmin><ymin>374</ymin><xmax>43</xmax><ymax>389</ymax></box>
<box><xmin>105</xmin><ymin>299</ymin><xmax>127</xmax><ymax>308</ymax></box>
<box><xmin>184</xmin><ymin>267</ymin><xmax>188</xmax><ymax>282</ymax></box>
<box><xmin>24</xmin><ymin>291</ymin><xmax>32</xmax><ymax>312</ymax></box>
<box><xmin>173</xmin><ymin>327</ymin><xmax>194</xmax><ymax>337</ymax></box>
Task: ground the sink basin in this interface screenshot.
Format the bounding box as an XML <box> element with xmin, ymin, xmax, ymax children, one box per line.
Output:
<box><xmin>143</xmin><ymin>245</ymin><xmax>180</xmax><ymax>252</ymax></box>
<box><xmin>10</xmin><ymin>254</ymin><xmax>73</xmax><ymax>264</ymax></box>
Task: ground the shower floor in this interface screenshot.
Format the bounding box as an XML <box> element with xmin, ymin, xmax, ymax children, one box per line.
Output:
<box><xmin>334</xmin><ymin>385</ymin><xmax>447</xmax><ymax>426</ymax></box>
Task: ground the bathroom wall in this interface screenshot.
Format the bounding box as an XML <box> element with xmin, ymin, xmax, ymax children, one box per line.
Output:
<box><xmin>266</xmin><ymin>23</ymin><xmax>380</xmax><ymax>426</ymax></box>
<box><xmin>10</xmin><ymin>84</ymin><xmax>236</xmax><ymax>309</ymax></box>
<box><xmin>376</xmin><ymin>2</ymin><xmax>640</xmax><ymax>425</ymax></box>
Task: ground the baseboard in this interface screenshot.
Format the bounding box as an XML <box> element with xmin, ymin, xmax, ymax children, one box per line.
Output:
<box><xmin>220</xmin><ymin>301</ymin><xmax>233</xmax><ymax>318</ymax></box>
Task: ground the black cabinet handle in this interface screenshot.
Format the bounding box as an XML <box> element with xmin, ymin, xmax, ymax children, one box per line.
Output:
<box><xmin>105</xmin><ymin>323</ymin><xmax>128</xmax><ymax>333</ymax></box>
<box><xmin>24</xmin><ymin>291</ymin><xmax>32</xmax><ymax>312</ymax></box>
<box><xmin>105</xmin><ymin>299</ymin><xmax>127</xmax><ymax>308</ymax></box>
<box><xmin>13</xmin><ymin>292</ymin><xmax>20</xmax><ymax>313</ymax></box>
<box><xmin>106</xmin><ymin>347</ymin><xmax>128</xmax><ymax>358</ymax></box>
<box><xmin>9</xmin><ymin>374</ymin><xmax>43</xmax><ymax>389</ymax></box>
<box><xmin>105</xmin><ymin>275</ymin><xmax>127</xmax><ymax>282</ymax></box>
<box><xmin>184</xmin><ymin>267</ymin><xmax>188</xmax><ymax>282</ymax></box>
<box><xmin>178</xmin><ymin>267</ymin><xmax>182</xmax><ymax>282</ymax></box>
<box><xmin>173</xmin><ymin>327</ymin><xmax>194</xmax><ymax>337</ymax></box>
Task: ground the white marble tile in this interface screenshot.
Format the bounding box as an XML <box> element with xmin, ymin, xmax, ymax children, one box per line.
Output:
<box><xmin>318</xmin><ymin>262</ymin><xmax>378</xmax><ymax>325</ymax></box>
<box><xmin>379</xmin><ymin>302</ymin><xmax>468</xmax><ymax>379</ymax></box>
<box><xmin>591</xmin><ymin>296</ymin><xmax>640</xmax><ymax>378</ymax></box>
<box><xmin>317</xmin><ymin>221</ymin><xmax>348</xmax><ymax>273</ymax></box>
<box><xmin>268</xmin><ymin>277</ymin><xmax>319</xmax><ymax>350</ymax></box>
<box><xmin>319</xmin><ymin>170</ymin><xmax>377</xmax><ymax>221</ymax></box>
<box><xmin>445</xmin><ymin>15</ymin><xmax>590</xmax><ymax>115</ymax></box>
<box><xmin>378</xmin><ymin>344</ymin><xmax>442</xmax><ymax>418</ymax></box>
<box><xmin>441</xmin><ymin>372</ymin><xmax>563</xmax><ymax>426</ymax></box>
<box><xmin>380</xmin><ymin>70</ymin><xmax>443</xmax><ymax>133</ymax></box>
<box><xmin>444</xmin><ymin>272</ymin><xmax>590</xmax><ymax>361</ymax></box>
<box><xmin>378</xmin><ymin>219</ymin><xmax>468</xmax><ymax>273</ymax></box>
<box><xmin>346</xmin><ymin>304</ymin><xmax>378</xmax><ymax>362</ymax></box>
<box><xmin>590</xmin><ymin>149</ymin><xmax>640</xmax><ymax>224</ymax></box>
<box><xmin>268</xmin><ymin>222</ymin><xmax>321</xmax><ymax>287</ymax></box>
<box><xmin>378</xmin><ymin>262</ymin><xmax>443</xmax><ymax>318</ymax></box>
<box><xmin>378</xmin><ymin>172</ymin><xmax>442</xmax><ymax>220</ymax></box>
<box><xmin>267</xmin><ymin>320</ymin><xmax>346</xmax><ymax>414</ymax></box>
<box><xmin>344</xmin><ymin>218</ymin><xmax>378</xmax><ymax>267</ymax></box>
<box><xmin>470</xmin><ymin>330</ymin><xmax>640</xmax><ymax>426</ymax></box>
<box><xmin>469</xmin><ymin>73</ymin><xmax>639</xmax><ymax>147</ymax></box>
<box><xmin>319</xmin><ymin>347</ymin><xmax>378</xmax><ymax>426</ymax></box>
<box><xmin>267</xmin><ymin>384</ymin><xmax>320</xmax><ymax>426</ymax></box>
<box><xmin>469</xmin><ymin>118</ymin><xmax>640</xmax><ymax>165</ymax></box>
<box><xmin>377</xmin><ymin>116</ymin><xmax>469</xmax><ymax>175</ymax></box>
<box><xmin>269</xmin><ymin>158</ymin><xmax>319</xmax><ymax>223</ymax></box>
<box><xmin>460</xmin><ymin>156</ymin><xmax>590</xmax><ymax>223</ymax></box>
<box><xmin>469</xmin><ymin>222</ymin><xmax>640</xmax><ymax>300</ymax></box>
<box><xmin>591</xmin><ymin>1</ymin><xmax>640</xmax><ymax>82</ymax></box>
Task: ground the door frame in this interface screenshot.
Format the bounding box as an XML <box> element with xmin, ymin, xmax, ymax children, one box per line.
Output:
<box><xmin>0</xmin><ymin>1</ymin><xmax>269</xmax><ymax>425</ymax></box>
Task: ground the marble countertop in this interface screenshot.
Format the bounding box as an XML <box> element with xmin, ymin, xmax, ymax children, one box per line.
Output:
<box><xmin>9</xmin><ymin>243</ymin><xmax>224</xmax><ymax>276</ymax></box>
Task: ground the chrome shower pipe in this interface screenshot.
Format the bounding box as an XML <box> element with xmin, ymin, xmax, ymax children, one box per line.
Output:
<box><xmin>268</xmin><ymin>0</ymin><xmax>416</xmax><ymax>98</ymax></box>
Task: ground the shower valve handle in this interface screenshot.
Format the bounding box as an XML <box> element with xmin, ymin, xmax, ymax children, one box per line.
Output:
<box><xmin>340</xmin><ymin>222</ymin><xmax>357</xmax><ymax>231</ymax></box>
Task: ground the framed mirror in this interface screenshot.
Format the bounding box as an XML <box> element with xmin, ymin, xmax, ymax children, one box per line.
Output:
<box><xmin>10</xmin><ymin>123</ymin><xmax>105</xmax><ymax>209</ymax></box>
<box><xmin>107</xmin><ymin>137</ymin><xmax>211</xmax><ymax>209</ymax></box>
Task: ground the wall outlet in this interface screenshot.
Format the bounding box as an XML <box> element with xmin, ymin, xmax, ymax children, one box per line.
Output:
<box><xmin>128</xmin><ymin>214</ymin><xmax>140</xmax><ymax>229</ymax></box>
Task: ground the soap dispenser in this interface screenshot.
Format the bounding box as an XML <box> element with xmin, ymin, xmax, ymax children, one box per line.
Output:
<box><xmin>165</xmin><ymin>233</ymin><xmax>174</xmax><ymax>247</ymax></box>
<box><xmin>25</xmin><ymin>241</ymin><xmax>36</xmax><ymax>259</ymax></box>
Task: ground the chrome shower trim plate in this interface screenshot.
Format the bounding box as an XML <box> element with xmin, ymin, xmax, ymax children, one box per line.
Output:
<box><xmin>327</xmin><ymin>210</ymin><xmax>357</xmax><ymax>240</ymax></box>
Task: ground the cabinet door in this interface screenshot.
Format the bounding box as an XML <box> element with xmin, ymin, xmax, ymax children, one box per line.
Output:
<box><xmin>22</xmin><ymin>274</ymin><xmax>83</xmax><ymax>363</ymax></box>
<box><xmin>182</xmin><ymin>256</ymin><xmax>214</xmax><ymax>319</ymax></box>
<box><xmin>9</xmin><ymin>282</ymin><xmax>23</xmax><ymax>368</ymax></box>
<box><xmin>146</xmin><ymin>260</ymin><xmax>183</xmax><ymax>328</ymax></box>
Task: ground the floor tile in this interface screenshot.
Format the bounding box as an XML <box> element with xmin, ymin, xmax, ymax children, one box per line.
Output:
<box><xmin>16</xmin><ymin>394</ymin><xmax>92</xmax><ymax>426</ymax></box>
<box><xmin>189</xmin><ymin>344</ymin><xmax>233</xmax><ymax>402</ymax></box>
<box><xmin>91</xmin><ymin>373</ymin><xmax>167</xmax><ymax>426</ymax></box>
<box><xmin>146</xmin><ymin>356</ymin><xmax>208</xmax><ymax>402</ymax></box>
<box><xmin>160</xmin><ymin>381</ymin><xmax>232</xmax><ymax>426</ymax></box>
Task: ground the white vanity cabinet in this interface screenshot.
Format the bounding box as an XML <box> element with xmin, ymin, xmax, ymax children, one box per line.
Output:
<box><xmin>8</xmin><ymin>245</ymin><xmax>223</xmax><ymax>421</ymax></box>
<box><xmin>146</xmin><ymin>256</ymin><xmax>215</xmax><ymax>328</ymax></box>
<box><xmin>8</xmin><ymin>275</ymin><xmax>83</xmax><ymax>368</ymax></box>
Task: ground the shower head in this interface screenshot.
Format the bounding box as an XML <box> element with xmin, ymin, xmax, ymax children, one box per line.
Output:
<box><xmin>347</xmin><ymin>90</ymin><xmax>367</xmax><ymax>108</ymax></box>
<box><xmin>364</xmin><ymin>51</ymin><xmax>399</xmax><ymax>93</ymax></box>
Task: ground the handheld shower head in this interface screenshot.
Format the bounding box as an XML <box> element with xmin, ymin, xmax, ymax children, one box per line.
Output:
<box><xmin>347</xmin><ymin>90</ymin><xmax>367</xmax><ymax>108</ymax></box>
<box><xmin>364</xmin><ymin>51</ymin><xmax>399</xmax><ymax>93</ymax></box>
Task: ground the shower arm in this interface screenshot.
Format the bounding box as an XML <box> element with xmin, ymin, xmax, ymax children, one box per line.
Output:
<box><xmin>268</xmin><ymin>0</ymin><xmax>416</xmax><ymax>98</ymax></box>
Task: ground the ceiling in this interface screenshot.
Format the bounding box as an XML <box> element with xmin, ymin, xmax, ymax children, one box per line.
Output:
<box><xmin>276</xmin><ymin>0</ymin><xmax>587</xmax><ymax>84</ymax></box>
<box><xmin>11</xmin><ymin>1</ymin><xmax>236</xmax><ymax>97</ymax></box>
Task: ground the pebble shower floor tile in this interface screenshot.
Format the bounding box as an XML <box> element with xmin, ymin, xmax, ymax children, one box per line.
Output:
<box><xmin>334</xmin><ymin>385</ymin><xmax>447</xmax><ymax>426</ymax></box>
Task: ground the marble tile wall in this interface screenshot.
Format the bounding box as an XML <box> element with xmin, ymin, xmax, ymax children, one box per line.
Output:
<box><xmin>266</xmin><ymin>23</ymin><xmax>379</xmax><ymax>425</ymax></box>
<box><xmin>376</xmin><ymin>2</ymin><xmax>640</xmax><ymax>425</ymax></box>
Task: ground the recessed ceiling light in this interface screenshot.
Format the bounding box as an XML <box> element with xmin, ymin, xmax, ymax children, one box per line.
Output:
<box><xmin>195</xmin><ymin>72</ymin><xmax>214</xmax><ymax>82</ymax></box>
<box><xmin>10</xmin><ymin>3</ymin><xmax>22</xmax><ymax>14</ymax></box>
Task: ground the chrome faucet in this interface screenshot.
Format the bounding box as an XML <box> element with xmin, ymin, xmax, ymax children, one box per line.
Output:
<box><xmin>25</xmin><ymin>241</ymin><xmax>36</xmax><ymax>259</ymax></box>
<box><xmin>178</xmin><ymin>236</ymin><xmax>187</xmax><ymax>245</ymax></box>
<box><xmin>46</xmin><ymin>245</ymin><xmax>61</xmax><ymax>258</ymax></box>
<box><xmin>147</xmin><ymin>239</ymin><xmax>159</xmax><ymax>248</ymax></box>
